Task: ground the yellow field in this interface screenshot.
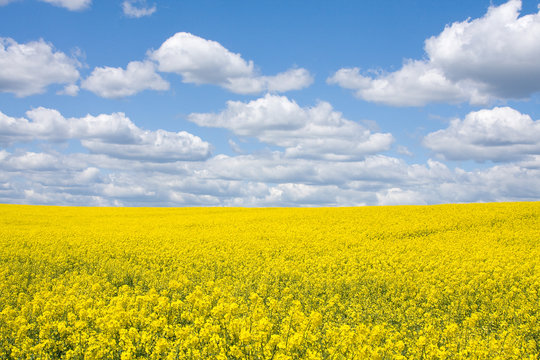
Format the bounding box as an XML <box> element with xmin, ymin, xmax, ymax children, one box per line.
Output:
<box><xmin>0</xmin><ymin>203</ymin><xmax>538</xmax><ymax>359</ymax></box>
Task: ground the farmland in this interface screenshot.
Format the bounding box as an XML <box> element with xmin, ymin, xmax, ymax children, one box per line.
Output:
<box><xmin>0</xmin><ymin>203</ymin><xmax>539</xmax><ymax>359</ymax></box>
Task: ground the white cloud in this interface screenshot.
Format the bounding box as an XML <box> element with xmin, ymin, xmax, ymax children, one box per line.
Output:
<box><xmin>0</xmin><ymin>38</ymin><xmax>80</xmax><ymax>97</ymax></box>
<box><xmin>261</xmin><ymin>183</ymin><xmax>357</xmax><ymax>207</ymax></box>
<box><xmin>102</xmin><ymin>183</ymin><xmax>154</xmax><ymax>198</ymax></box>
<box><xmin>150</xmin><ymin>32</ymin><xmax>255</xmax><ymax>83</ymax></box>
<box><xmin>223</xmin><ymin>68</ymin><xmax>314</xmax><ymax>94</ymax></box>
<box><xmin>424</xmin><ymin>107</ymin><xmax>540</xmax><ymax>162</ymax></box>
<box><xmin>2</xmin><ymin>148</ymin><xmax>539</xmax><ymax>206</ymax></box>
<box><xmin>81</xmin><ymin>129</ymin><xmax>210</xmax><ymax>162</ymax></box>
<box><xmin>0</xmin><ymin>107</ymin><xmax>211</xmax><ymax>162</ymax></box>
<box><xmin>327</xmin><ymin>64</ymin><xmax>487</xmax><ymax>107</ymax></box>
<box><xmin>425</xmin><ymin>0</ymin><xmax>540</xmax><ymax>99</ymax></box>
<box><xmin>201</xmin><ymin>153</ymin><xmax>410</xmax><ymax>185</ymax></box>
<box><xmin>264</xmin><ymin>68</ymin><xmax>314</xmax><ymax>93</ymax></box>
<box><xmin>189</xmin><ymin>94</ymin><xmax>393</xmax><ymax>160</ymax></box>
<box><xmin>149</xmin><ymin>32</ymin><xmax>313</xmax><ymax>94</ymax></box>
<box><xmin>0</xmin><ymin>108</ymin><xmax>73</xmax><ymax>143</ymax></box>
<box><xmin>74</xmin><ymin>167</ymin><xmax>101</xmax><ymax>184</ymax></box>
<box><xmin>57</xmin><ymin>84</ymin><xmax>79</xmax><ymax>96</ymax></box>
<box><xmin>0</xmin><ymin>151</ymin><xmax>62</xmax><ymax>171</ymax></box>
<box><xmin>81</xmin><ymin>61</ymin><xmax>169</xmax><ymax>98</ymax></box>
<box><xmin>39</xmin><ymin>0</ymin><xmax>91</xmax><ymax>11</ymax></box>
<box><xmin>439</xmin><ymin>162</ymin><xmax>540</xmax><ymax>203</ymax></box>
<box><xmin>122</xmin><ymin>0</ymin><xmax>156</xmax><ymax>18</ymax></box>
<box><xmin>377</xmin><ymin>188</ymin><xmax>426</xmax><ymax>206</ymax></box>
<box><xmin>329</xmin><ymin>0</ymin><xmax>540</xmax><ymax>106</ymax></box>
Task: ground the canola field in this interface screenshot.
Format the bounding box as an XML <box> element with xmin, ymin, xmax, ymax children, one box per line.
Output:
<box><xmin>0</xmin><ymin>203</ymin><xmax>539</xmax><ymax>360</ymax></box>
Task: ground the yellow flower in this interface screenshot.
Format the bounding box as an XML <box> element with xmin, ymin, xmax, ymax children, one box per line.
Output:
<box><xmin>0</xmin><ymin>202</ymin><xmax>537</xmax><ymax>359</ymax></box>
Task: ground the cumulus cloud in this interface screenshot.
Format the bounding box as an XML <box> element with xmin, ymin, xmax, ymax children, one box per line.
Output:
<box><xmin>201</xmin><ymin>153</ymin><xmax>410</xmax><ymax>185</ymax></box>
<box><xmin>223</xmin><ymin>68</ymin><xmax>314</xmax><ymax>94</ymax></box>
<box><xmin>264</xmin><ymin>68</ymin><xmax>313</xmax><ymax>93</ymax></box>
<box><xmin>149</xmin><ymin>32</ymin><xmax>313</xmax><ymax>94</ymax></box>
<box><xmin>81</xmin><ymin>61</ymin><xmax>169</xmax><ymax>98</ymax></box>
<box><xmin>328</xmin><ymin>64</ymin><xmax>487</xmax><ymax>107</ymax></box>
<box><xmin>57</xmin><ymin>83</ymin><xmax>80</xmax><ymax>96</ymax></box>
<box><xmin>151</xmin><ymin>32</ymin><xmax>253</xmax><ymax>83</ymax></box>
<box><xmin>0</xmin><ymin>108</ymin><xmax>211</xmax><ymax>162</ymax></box>
<box><xmin>0</xmin><ymin>37</ymin><xmax>80</xmax><ymax>97</ymax></box>
<box><xmin>2</xmin><ymin>147</ymin><xmax>539</xmax><ymax>206</ymax></box>
<box><xmin>425</xmin><ymin>0</ymin><xmax>540</xmax><ymax>98</ymax></box>
<box><xmin>81</xmin><ymin>129</ymin><xmax>210</xmax><ymax>162</ymax></box>
<box><xmin>424</xmin><ymin>107</ymin><xmax>540</xmax><ymax>162</ymax></box>
<box><xmin>122</xmin><ymin>0</ymin><xmax>156</xmax><ymax>18</ymax></box>
<box><xmin>0</xmin><ymin>151</ymin><xmax>62</xmax><ymax>171</ymax></box>
<box><xmin>1</xmin><ymin>108</ymin><xmax>540</xmax><ymax>207</ymax></box>
<box><xmin>39</xmin><ymin>0</ymin><xmax>91</xmax><ymax>11</ymax></box>
<box><xmin>377</xmin><ymin>188</ymin><xmax>426</xmax><ymax>206</ymax></box>
<box><xmin>189</xmin><ymin>94</ymin><xmax>393</xmax><ymax>160</ymax></box>
<box><xmin>329</xmin><ymin>0</ymin><xmax>540</xmax><ymax>106</ymax></box>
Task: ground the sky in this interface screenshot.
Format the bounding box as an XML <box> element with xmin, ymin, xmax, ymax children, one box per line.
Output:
<box><xmin>1</xmin><ymin>0</ymin><xmax>540</xmax><ymax>206</ymax></box>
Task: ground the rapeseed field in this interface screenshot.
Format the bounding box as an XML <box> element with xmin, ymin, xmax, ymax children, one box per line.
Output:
<box><xmin>0</xmin><ymin>202</ymin><xmax>538</xmax><ymax>359</ymax></box>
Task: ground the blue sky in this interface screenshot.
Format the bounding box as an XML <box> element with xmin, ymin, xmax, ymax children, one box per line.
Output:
<box><xmin>1</xmin><ymin>0</ymin><xmax>540</xmax><ymax>206</ymax></box>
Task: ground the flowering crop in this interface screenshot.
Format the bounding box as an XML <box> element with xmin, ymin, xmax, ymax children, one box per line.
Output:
<box><xmin>0</xmin><ymin>202</ymin><xmax>539</xmax><ymax>359</ymax></box>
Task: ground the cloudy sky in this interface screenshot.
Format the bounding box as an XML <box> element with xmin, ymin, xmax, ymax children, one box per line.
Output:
<box><xmin>1</xmin><ymin>0</ymin><xmax>540</xmax><ymax>206</ymax></box>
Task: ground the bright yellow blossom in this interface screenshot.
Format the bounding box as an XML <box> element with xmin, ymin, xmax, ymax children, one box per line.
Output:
<box><xmin>0</xmin><ymin>202</ymin><xmax>539</xmax><ymax>359</ymax></box>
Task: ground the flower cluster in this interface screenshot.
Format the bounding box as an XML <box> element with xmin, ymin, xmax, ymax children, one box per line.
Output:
<box><xmin>0</xmin><ymin>203</ymin><xmax>538</xmax><ymax>359</ymax></box>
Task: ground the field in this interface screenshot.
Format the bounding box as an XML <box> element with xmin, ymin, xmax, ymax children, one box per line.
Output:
<box><xmin>0</xmin><ymin>203</ymin><xmax>539</xmax><ymax>359</ymax></box>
